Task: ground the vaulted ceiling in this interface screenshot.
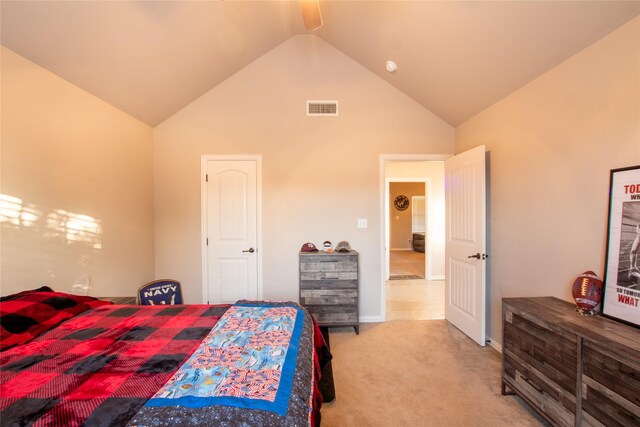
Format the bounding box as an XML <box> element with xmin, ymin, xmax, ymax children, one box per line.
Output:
<box><xmin>2</xmin><ymin>1</ymin><xmax>639</xmax><ymax>127</ymax></box>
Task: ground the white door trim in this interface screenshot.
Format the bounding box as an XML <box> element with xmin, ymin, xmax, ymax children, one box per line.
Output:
<box><xmin>201</xmin><ymin>155</ymin><xmax>263</xmax><ymax>304</ymax></box>
<box><xmin>379</xmin><ymin>154</ymin><xmax>451</xmax><ymax>321</ymax></box>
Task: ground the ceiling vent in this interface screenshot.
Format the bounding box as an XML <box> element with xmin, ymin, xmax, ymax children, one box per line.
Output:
<box><xmin>307</xmin><ymin>100</ymin><xmax>338</xmax><ymax>116</ymax></box>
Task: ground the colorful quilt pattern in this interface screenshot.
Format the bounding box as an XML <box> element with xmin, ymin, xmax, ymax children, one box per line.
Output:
<box><xmin>143</xmin><ymin>302</ymin><xmax>304</xmax><ymax>416</ymax></box>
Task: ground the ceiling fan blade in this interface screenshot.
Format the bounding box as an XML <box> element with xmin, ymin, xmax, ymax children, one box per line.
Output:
<box><xmin>300</xmin><ymin>0</ymin><xmax>323</xmax><ymax>31</ymax></box>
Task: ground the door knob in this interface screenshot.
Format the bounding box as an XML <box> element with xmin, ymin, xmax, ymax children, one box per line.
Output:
<box><xmin>468</xmin><ymin>253</ymin><xmax>488</xmax><ymax>260</ymax></box>
<box><xmin>243</xmin><ymin>248</ymin><xmax>255</xmax><ymax>253</ymax></box>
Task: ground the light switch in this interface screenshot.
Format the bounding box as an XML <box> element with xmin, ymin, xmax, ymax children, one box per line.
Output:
<box><xmin>357</xmin><ymin>219</ymin><xmax>368</xmax><ymax>229</ymax></box>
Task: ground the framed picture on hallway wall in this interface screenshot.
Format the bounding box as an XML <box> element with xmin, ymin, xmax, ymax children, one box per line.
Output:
<box><xmin>602</xmin><ymin>165</ymin><xmax>640</xmax><ymax>328</ymax></box>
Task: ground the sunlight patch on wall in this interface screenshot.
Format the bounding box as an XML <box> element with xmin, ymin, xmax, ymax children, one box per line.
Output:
<box><xmin>0</xmin><ymin>194</ymin><xmax>41</xmax><ymax>227</ymax></box>
<box><xmin>47</xmin><ymin>209</ymin><xmax>102</xmax><ymax>249</ymax></box>
<box><xmin>1</xmin><ymin>193</ymin><xmax>102</xmax><ymax>249</ymax></box>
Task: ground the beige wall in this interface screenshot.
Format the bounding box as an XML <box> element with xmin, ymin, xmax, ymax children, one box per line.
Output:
<box><xmin>456</xmin><ymin>16</ymin><xmax>640</xmax><ymax>346</ymax></box>
<box><xmin>154</xmin><ymin>35</ymin><xmax>455</xmax><ymax>317</ymax></box>
<box><xmin>0</xmin><ymin>46</ymin><xmax>155</xmax><ymax>297</ymax></box>
<box><xmin>389</xmin><ymin>182</ymin><xmax>424</xmax><ymax>250</ymax></box>
<box><xmin>385</xmin><ymin>161</ymin><xmax>446</xmax><ymax>279</ymax></box>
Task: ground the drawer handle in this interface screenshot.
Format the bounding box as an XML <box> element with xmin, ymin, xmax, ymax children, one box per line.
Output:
<box><xmin>520</xmin><ymin>375</ymin><xmax>544</xmax><ymax>394</ymax></box>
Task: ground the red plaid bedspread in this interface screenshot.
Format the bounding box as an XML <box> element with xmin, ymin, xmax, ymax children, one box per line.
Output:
<box><xmin>0</xmin><ymin>288</ymin><xmax>112</xmax><ymax>351</ymax></box>
<box><xmin>0</xmin><ymin>304</ymin><xmax>230</xmax><ymax>426</ymax></box>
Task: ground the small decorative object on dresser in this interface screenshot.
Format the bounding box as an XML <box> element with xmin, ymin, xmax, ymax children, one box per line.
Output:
<box><xmin>299</xmin><ymin>249</ymin><xmax>359</xmax><ymax>334</ymax></box>
<box><xmin>571</xmin><ymin>271</ymin><xmax>603</xmax><ymax>315</ymax></box>
<box><xmin>502</xmin><ymin>297</ymin><xmax>640</xmax><ymax>427</ymax></box>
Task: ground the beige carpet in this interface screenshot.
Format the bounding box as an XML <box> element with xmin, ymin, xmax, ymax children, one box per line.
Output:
<box><xmin>321</xmin><ymin>321</ymin><xmax>544</xmax><ymax>427</ymax></box>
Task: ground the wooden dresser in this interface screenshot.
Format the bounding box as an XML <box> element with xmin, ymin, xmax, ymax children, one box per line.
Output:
<box><xmin>299</xmin><ymin>251</ymin><xmax>359</xmax><ymax>334</ymax></box>
<box><xmin>502</xmin><ymin>297</ymin><xmax>640</xmax><ymax>427</ymax></box>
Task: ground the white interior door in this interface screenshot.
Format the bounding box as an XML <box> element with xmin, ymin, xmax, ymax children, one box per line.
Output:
<box><xmin>445</xmin><ymin>145</ymin><xmax>487</xmax><ymax>346</ymax></box>
<box><xmin>205</xmin><ymin>159</ymin><xmax>259</xmax><ymax>304</ymax></box>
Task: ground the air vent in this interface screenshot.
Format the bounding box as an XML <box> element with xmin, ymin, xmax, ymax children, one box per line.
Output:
<box><xmin>307</xmin><ymin>100</ymin><xmax>338</xmax><ymax>116</ymax></box>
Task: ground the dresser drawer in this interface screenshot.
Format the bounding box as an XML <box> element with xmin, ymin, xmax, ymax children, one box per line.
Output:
<box><xmin>300</xmin><ymin>289</ymin><xmax>358</xmax><ymax>305</ymax></box>
<box><xmin>581</xmin><ymin>340</ymin><xmax>640</xmax><ymax>426</ymax></box>
<box><xmin>305</xmin><ymin>305</ymin><xmax>357</xmax><ymax>325</ymax></box>
<box><xmin>300</xmin><ymin>279</ymin><xmax>358</xmax><ymax>290</ymax></box>
<box><xmin>502</xmin><ymin>308</ymin><xmax>577</xmax><ymax>426</ymax></box>
<box><xmin>300</xmin><ymin>271</ymin><xmax>357</xmax><ymax>280</ymax></box>
<box><xmin>503</xmin><ymin>354</ymin><xmax>576</xmax><ymax>427</ymax></box>
<box><xmin>504</xmin><ymin>311</ymin><xmax>577</xmax><ymax>394</ymax></box>
<box><xmin>300</xmin><ymin>259</ymin><xmax>357</xmax><ymax>272</ymax></box>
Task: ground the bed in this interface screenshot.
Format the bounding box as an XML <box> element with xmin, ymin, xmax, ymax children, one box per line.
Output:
<box><xmin>0</xmin><ymin>288</ymin><xmax>330</xmax><ymax>426</ymax></box>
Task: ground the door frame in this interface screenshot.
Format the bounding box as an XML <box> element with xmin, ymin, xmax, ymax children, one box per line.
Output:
<box><xmin>201</xmin><ymin>154</ymin><xmax>263</xmax><ymax>304</ymax></box>
<box><xmin>379</xmin><ymin>154</ymin><xmax>451</xmax><ymax>321</ymax></box>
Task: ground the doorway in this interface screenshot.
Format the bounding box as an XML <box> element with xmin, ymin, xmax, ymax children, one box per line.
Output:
<box><xmin>389</xmin><ymin>181</ymin><xmax>426</xmax><ymax>280</ymax></box>
<box><xmin>381</xmin><ymin>157</ymin><xmax>447</xmax><ymax>321</ymax></box>
<box><xmin>201</xmin><ymin>155</ymin><xmax>262</xmax><ymax>304</ymax></box>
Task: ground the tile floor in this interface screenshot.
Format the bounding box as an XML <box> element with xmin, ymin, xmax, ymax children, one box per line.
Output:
<box><xmin>387</xmin><ymin>249</ymin><xmax>444</xmax><ymax>320</ymax></box>
<box><xmin>386</xmin><ymin>279</ymin><xmax>445</xmax><ymax>320</ymax></box>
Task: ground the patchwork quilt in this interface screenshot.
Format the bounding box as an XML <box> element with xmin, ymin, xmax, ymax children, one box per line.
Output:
<box><xmin>128</xmin><ymin>301</ymin><xmax>317</xmax><ymax>426</ymax></box>
<box><xmin>0</xmin><ymin>304</ymin><xmax>230</xmax><ymax>426</ymax></box>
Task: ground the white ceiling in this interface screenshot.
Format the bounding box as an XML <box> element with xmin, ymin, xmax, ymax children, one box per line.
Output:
<box><xmin>2</xmin><ymin>1</ymin><xmax>639</xmax><ymax>127</ymax></box>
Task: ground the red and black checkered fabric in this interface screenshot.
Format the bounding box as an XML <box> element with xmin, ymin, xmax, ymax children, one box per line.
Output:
<box><xmin>0</xmin><ymin>303</ymin><xmax>230</xmax><ymax>426</ymax></box>
<box><xmin>0</xmin><ymin>288</ymin><xmax>113</xmax><ymax>351</ymax></box>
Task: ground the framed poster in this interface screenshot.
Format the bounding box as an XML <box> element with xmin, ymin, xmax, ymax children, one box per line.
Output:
<box><xmin>602</xmin><ymin>165</ymin><xmax>640</xmax><ymax>327</ymax></box>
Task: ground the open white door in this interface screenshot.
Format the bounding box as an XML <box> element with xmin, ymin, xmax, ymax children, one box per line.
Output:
<box><xmin>445</xmin><ymin>145</ymin><xmax>487</xmax><ymax>346</ymax></box>
<box><xmin>205</xmin><ymin>159</ymin><xmax>259</xmax><ymax>304</ymax></box>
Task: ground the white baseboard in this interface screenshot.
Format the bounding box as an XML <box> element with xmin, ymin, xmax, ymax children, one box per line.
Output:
<box><xmin>487</xmin><ymin>337</ymin><xmax>502</xmax><ymax>353</ymax></box>
<box><xmin>429</xmin><ymin>275</ymin><xmax>445</xmax><ymax>281</ymax></box>
<box><xmin>390</xmin><ymin>248</ymin><xmax>413</xmax><ymax>251</ymax></box>
<box><xmin>359</xmin><ymin>315</ymin><xmax>383</xmax><ymax>323</ymax></box>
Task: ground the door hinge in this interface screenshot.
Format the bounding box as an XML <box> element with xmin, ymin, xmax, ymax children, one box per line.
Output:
<box><xmin>206</xmin><ymin>174</ymin><xmax>208</xmax><ymax>182</ymax></box>
<box><xmin>206</xmin><ymin>238</ymin><xmax>208</xmax><ymax>246</ymax></box>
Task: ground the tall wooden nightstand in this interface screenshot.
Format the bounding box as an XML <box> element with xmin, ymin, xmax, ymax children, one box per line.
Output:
<box><xmin>299</xmin><ymin>250</ymin><xmax>359</xmax><ymax>334</ymax></box>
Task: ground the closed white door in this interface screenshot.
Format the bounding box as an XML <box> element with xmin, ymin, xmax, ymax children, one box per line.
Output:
<box><xmin>445</xmin><ymin>145</ymin><xmax>487</xmax><ymax>346</ymax></box>
<box><xmin>205</xmin><ymin>159</ymin><xmax>259</xmax><ymax>304</ymax></box>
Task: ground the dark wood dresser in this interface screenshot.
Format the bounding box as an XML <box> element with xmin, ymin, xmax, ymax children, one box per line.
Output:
<box><xmin>299</xmin><ymin>251</ymin><xmax>359</xmax><ymax>334</ymax></box>
<box><xmin>502</xmin><ymin>297</ymin><xmax>639</xmax><ymax>427</ymax></box>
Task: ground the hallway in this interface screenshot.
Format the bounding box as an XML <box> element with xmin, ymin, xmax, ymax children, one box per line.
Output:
<box><xmin>389</xmin><ymin>250</ymin><xmax>425</xmax><ymax>279</ymax></box>
<box><xmin>387</xmin><ymin>249</ymin><xmax>443</xmax><ymax>320</ymax></box>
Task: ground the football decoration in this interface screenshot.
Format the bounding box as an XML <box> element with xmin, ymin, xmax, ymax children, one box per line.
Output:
<box><xmin>571</xmin><ymin>271</ymin><xmax>603</xmax><ymax>315</ymax></box>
